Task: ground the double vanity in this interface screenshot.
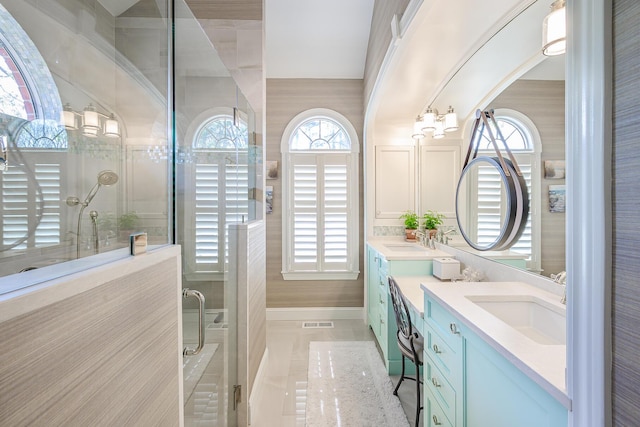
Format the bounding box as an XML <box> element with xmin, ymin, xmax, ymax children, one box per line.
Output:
<box><xmin>366</xmin><ymin>238</ymin><xmax>569</xmax><ymax>427</ymax></box>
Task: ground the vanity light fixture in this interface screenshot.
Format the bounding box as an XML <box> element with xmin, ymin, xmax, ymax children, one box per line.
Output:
<box><xmin>60</xmin><ymin>103</ymin><xmax>121</xmax><ymax>138</ymax></box>
<box><xmin>412</xmin><ymin>115</ymin><xmax>426</xmax><ymax>139</ymax></box>
<box><xmin>542</xmin><ymin>0</ymin><xmax>566</xmax><ymax>56</ymax></box>
<box><xmin>413</xmin><ymin>106</ymin><xmax>458</xmax><ymax>139</ymax></box>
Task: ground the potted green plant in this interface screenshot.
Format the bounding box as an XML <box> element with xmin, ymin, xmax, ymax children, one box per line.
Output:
<box><xmin>400</xmin><ymin>210</ymin><xmax>420</xmax><ymax>240</ymax></box>
<box><xmin>423</xmin><ymin>210</ymin><xmax>445</xmax><ymax>238</ymax></box>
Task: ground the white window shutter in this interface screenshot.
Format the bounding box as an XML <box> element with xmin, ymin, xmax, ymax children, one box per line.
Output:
<box><xmin>1</xmin><ymin>163</ymin><xmax>61</xmax><ymax>249</ymax></box>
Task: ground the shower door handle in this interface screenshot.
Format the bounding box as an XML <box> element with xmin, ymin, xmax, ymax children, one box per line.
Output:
<box><xmin>183</xmin><ymin>288</ymin><xmax>205</xmax><ymax>356</ymax></box>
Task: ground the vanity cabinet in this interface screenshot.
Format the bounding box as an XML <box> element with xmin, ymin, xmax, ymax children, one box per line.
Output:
<box><xmin>367</xmin><ymin>244</ymin><xmax>432</xmax><ymax>374</ymax></box>
<box><xmin>422</xmin><ymin>295</ymin><xmax>568</xmax><ymax>427</ymax></box>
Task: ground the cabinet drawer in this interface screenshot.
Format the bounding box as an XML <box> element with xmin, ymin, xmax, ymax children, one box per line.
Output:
<box><xmin>425</xmin><ymin>295</ymin><xmax>463</xmax><ymax>351</ymax></box>
<box><xmin>426</xmin><ymin>391</ymin><xmax>453</xmax><ymax>427</ymax></box>
<box><xmin>425</xmin><ymin>327</ymin><xmax>461</xmax><ymax>382</ymax></box>
<box><xmin>379</xmin><ymin>256</ymin><xmax>388</xmax><ymax>275</ymax></box>
<box><xmin>425</xmin><ymin>357</ymin><xmax>457</xmax><ymax>425</ymax></box>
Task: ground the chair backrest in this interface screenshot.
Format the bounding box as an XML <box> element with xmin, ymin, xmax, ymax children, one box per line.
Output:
<box><xmin>388</xmin><ymin>276</ymin><xmax>413</xmax><ymax>340</ymax></box>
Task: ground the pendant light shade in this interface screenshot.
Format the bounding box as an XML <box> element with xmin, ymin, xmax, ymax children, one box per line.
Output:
<box><xmin>82</xmin><ymin>104</ymin><xmax>100</xmax><ymax>137</ymax></box>
<box><xmin>412</xmin><ymin>116</ymin><xmax>425</xmax><ymax>139</ymax></box>
<box><xmin>421</xmin><ymin>108</ymin><xmax>437</xmax><ymax>132</ymax></box>
<box><xmin>443</xmin><ymin>106</ymin><xmax>458</xmax><ymax>132</ymax></box>
<box><xmin>542</xmin><ymin>0</ymin><xmax>566</xmax><ymax>56</ymax></box>
<box><xmin>103</xmin><ymin>113</ymin><xmax>121</xmax><ymax>138</ymax></box>
<box><xmin>61</xmin><ymin>103</ymin><xmax>77</xmax><ymax>130</ymax></box>
<box><xmin>433</xmin><ymin>120</ymin><xmax>445</xmax><ymax>139</ymax></box>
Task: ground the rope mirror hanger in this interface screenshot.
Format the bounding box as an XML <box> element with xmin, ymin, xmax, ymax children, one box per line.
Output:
<box><xmin>455</xmin><ymin>110</ymin><xmax>530</xmax><ymax>251</ymax></box>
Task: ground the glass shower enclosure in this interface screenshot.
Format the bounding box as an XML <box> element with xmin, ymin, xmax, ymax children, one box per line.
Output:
<box><xmin>0</xmin><ymin>1</ymin><xmax>260</xmax><ymax>425</ymax></box>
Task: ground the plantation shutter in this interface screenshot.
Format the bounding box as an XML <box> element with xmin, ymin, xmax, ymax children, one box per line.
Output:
<box><xmin>194</xmin><ymin>155</ymin><xmax>249</xmax><ymax>271</ymax></box>
<box><xmin>224</xmin><ymin>159</ymin><xmax>249</xmax><ymax>263</ymax></box>
<box><xmin>290</xmin><ymin>154</ymin><xmax>350</xmax><ymax>272</ymax></box>
<box><xmin>476</xmin><ymin>159</ymin><xmax>532</xmax><ymax>259</ymax></box>
<box><xmin>1</xmin><ymin>162</ymin><xmax>60</xmax><ymax>249</ymax></box>
<box><xmin>195</xmin><ymin>164</ymin><xmax>219</xmax><ymax>266</ymax></box>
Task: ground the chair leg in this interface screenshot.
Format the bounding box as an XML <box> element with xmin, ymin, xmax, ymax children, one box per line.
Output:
<box><xmin>415</xmin><ymin>363</ymin><xmax>421</xmax><ymax>427</ymax></box>
<box><xmin>393</xmin><ymin>355</ymin><xmax>405</xmax><ymax>396</ymax></box>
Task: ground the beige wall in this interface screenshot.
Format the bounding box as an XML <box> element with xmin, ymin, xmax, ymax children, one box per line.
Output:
<box><xmin>265</xmin><ymin>79</ymin><xmax>365</xmax><ymax>308</ymax></box>
<box><xmin>488</xmin><ymin>79</ymin><xmax>566</xmax><ymax>275</ymax></box>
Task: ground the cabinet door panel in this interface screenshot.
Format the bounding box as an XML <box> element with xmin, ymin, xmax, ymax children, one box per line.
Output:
<box><xmin>419</xmin><ymin>145</ymin><xmax>460</xmax><ymax>218</ymax></box>
<box><xmin>375</xmin><ymin>146</ymin><xmax>415</xmax><ymax>218</ymax></box>
<box><xmin>465</xmin><ymin>334</ymin><xmax>567</xmax><ymax>427</ymax></box>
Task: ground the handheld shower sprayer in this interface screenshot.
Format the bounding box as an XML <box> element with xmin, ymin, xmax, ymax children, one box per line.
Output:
<box><xmin>66</xmin><ymin>170</ymin><xmax>119</xmax><ymax>258</ymax></box>
<box><xmin>66</xmin><ymin>170</ymin><xmax>119</xmax><ymax>208</ymax></box>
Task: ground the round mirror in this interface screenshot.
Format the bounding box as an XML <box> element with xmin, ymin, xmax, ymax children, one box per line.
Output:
<box><xmin>456</xmin><ymin>156</ymin><xmax>529</xmax><ymax>251</ymax></box>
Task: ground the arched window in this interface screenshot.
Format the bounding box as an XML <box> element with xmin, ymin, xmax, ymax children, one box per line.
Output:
<box><xmin>475</xmin><ymin>109</ymin><xmax>541</xmax><ymax>272</ymax></box>
<box><xmin>281</xmin><ymin>109</ymin><xmax>360</xmax><ymax>280</ymax></box>
<box><xmin>0</xmin><ymin>6</ymin><xmax>66</xmax><ymax>252</ymax></box>
<box><xmin>187</xmin><ymin>114</ymin><xmax>249</xmax><ymax>275</ymax></box>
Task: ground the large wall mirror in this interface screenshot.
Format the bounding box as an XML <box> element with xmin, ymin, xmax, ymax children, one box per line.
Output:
<box><xmin>420</xmin><ymin>1</ymin><xmax>566</xmax><ymax>280</ymax></box>
<box><xmin>451</xmin><ymin>60</ymin><xmax>566</xmax><ymax>279</ymax></box>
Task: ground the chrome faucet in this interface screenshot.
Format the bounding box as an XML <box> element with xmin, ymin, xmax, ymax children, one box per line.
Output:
<box><xmin>436</xmin><ymin>227</ymin><xmax>457</xmax><ymax>245</ymax></box>
<box><xmin>551</xmin><ymin>271</ymin><xmax>567</xmax><ymax>304</ymax></box>
<box><xmin>414</xmin><ymin>230</ymin><xmax>428</xmax><ymax>247</ymax></box>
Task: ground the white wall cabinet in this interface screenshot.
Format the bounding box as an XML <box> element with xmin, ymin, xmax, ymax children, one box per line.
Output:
<box><xmin>419</xmin><ymin>144</ymin><xmax>460</xmax><ymax>218</ymax></box>
<box><xmin>374</xmin><ymin>145</ymin><xmax>415</xmax><ymax>218</ymax></box>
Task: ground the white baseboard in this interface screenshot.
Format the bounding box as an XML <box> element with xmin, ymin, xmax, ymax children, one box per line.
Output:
<box><xmin>248</xmin><ymin>348</ymin><xmax>269</xmax><ymax>426</ymax></box>
<box><xmin>266</xmin><ymin>307</ymin><xmax>364</xmax><ymax>321</ymax></box>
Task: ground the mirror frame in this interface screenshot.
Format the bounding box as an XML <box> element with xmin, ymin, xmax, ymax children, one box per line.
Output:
<box><xmin>456</xmin><ymin>156</ymin><xmax>529</xmax><ymax>251</ymax></box>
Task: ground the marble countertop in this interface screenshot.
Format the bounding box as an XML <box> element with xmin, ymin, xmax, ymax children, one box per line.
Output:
<box><xmin>420</xmin><ymin>280</ymin><xmax>570</xmax><ymax>409</ymax></box>
<box><xmin>367</xmin><ymin>237</ymin><xmax>449</xmax><ymax>260</ymax></box>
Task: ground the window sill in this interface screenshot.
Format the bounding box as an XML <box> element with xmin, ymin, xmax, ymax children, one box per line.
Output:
<box><xmin>281</xmin><ymin>271</ymin><xmax>360</xmax><ymax>281</ymax></box>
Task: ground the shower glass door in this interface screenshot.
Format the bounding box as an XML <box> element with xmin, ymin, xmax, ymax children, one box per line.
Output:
<box><xmin>174</xmin><ymin>1</ymin><xmax>257</xmax><ymax>425</ymax></box>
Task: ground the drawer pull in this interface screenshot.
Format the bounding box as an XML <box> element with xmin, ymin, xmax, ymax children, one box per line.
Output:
<box><xmin>431</xmin><ymin>377</ymin><xmax>441</xmax><ymax>388</ymax></box>
<box><xmin>379</xmin><ymin>295</ymin><xmax>384</xmax><ymax>304</ymax></box>
<box><xmin>432</xmin><ymin>344</ymin><xmax>441</xmax><ymax>354</ymax></box>
<box><xmin>432</xmin><ymin>415</ymin><xmax>442</xmax><ymax>426</ymax></box>
<box><xmin>450</xmin><ymin>322</ymin><xmax>459</xmax><ymax>335</ymax></box>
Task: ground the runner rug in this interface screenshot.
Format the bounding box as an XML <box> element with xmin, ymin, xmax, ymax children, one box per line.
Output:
<box><xmin>306</xmin><ymin>341</ymin><xmax>409</xmax><ymax>427</ymax></box>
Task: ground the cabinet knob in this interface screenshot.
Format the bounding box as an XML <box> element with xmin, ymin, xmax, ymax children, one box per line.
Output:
<box><xmin>432</xmin><ymin>415</ymin><xmax>442</xmax><ymax>425</ymax></box>
<box><xmin>432</xmin><ymin>344</ymin><xmax>441</xmax><ymax>354</ymax></box>
<box><xmin>379</xmin><ymin>296</ymin><xmax>384</xmax><ymax>304</ymax></box>
<box><xmin>450</xmin><ymin>322</ymin><xmax>459</xmax><ymax>335</ymax></box>
<box><xmin>431</xmin><ymin>377</ymin><xmax>441</xmax><ymax>388</ymax></box>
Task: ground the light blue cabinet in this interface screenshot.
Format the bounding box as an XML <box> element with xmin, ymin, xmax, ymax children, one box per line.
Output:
<box><xmin>366</xmin><ymin>244</ymin><xmax>432</xmax><ymax>374</ymax></box>
<box><xmin>422</xmin><ymin>294</ymin><xmax>568</xmax><ymax>427</ymax></box>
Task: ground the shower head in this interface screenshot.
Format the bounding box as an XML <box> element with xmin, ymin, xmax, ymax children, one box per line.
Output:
<box><xmin>83</xmin><ymin>170</ymin><xmax>119</xmax><ymax>206</ymax></box>
<box><xmin>97</xmin><ymin>170</ymin><xmax>119</xmax><ymax>186</ymax></box>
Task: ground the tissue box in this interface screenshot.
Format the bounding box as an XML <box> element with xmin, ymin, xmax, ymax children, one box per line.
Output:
<box><xmin>433</xmin><ymin>257</ymin><xmax>460</xmax><ymax>281</ymax></box>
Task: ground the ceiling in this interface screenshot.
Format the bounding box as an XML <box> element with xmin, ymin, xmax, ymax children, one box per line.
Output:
<box><xmin>264</xmin><ymin>0</ymin><xmax>375</xmax><ymax>79</ymax></box>
<box><xmin>264</xmin><ymin>0</ymin><xmax>564</xmax><ymax>128</ymax></box>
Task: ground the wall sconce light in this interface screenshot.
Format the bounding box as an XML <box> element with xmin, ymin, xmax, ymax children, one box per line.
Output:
<box><xmin>412</xmin><ymin>115</ymin><xmax>426</xmax><ymax>139</ymax></box>
<box><xmin>542</xmin><ymin>0</ymin><xmax>566</xmax><ymax>56</ymax></box>
<box><xmin>413</xmin><ymin>106</ymin><xmax>458</xmax><ymax>139</ymax></box>
<box><xmin>60</xmin><ymin>102</ymin><xmax>121</xmax><ymax>138</ymax></box>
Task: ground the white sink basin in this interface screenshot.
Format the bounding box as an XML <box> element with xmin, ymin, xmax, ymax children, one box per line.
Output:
<box><xmin>384</xmin><ymin>243</ymin><xmax>429</xmax><ymax>252</ymax></box>
<box><xmin>466</xmin><ymin>294</ymin><xmax>566</xmax><ymax>345</ymax></box>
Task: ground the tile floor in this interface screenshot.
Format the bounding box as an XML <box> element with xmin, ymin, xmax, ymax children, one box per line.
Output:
<box><xmin>251</xmin><ymin>319</ymin><xmax>422</xmax><ymax>426</ymax></box>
